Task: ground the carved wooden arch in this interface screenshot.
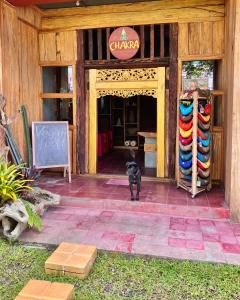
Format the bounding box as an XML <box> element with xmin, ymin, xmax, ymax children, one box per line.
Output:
<box><xmin>89</xmin><ymin>67</ymin><xmax>165</xmax><ymax>177</ymax></box>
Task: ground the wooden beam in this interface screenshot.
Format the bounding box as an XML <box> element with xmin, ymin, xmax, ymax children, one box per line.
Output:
<box><xmin>40</xmin><ymin>93</ymin><xmax>73</xmax><ymax>98</ymax></box>
<box><xmin>42</xmin><ymin>1</ymin><xmax>224</xmax><ymax>31</ymax></box>
<box><xmin>168</xmin><ymin>23</ymin><xmax>178</xmax><ymax>179</ymax></box>
<box><xmin>84</xmin><ymin>57</ymin><xmax>170</xmax><ymax>69</ymax></box>
<box><xmin>76</xmin><ymin>30</ymin><xmax>86</xmax><ymax>174</ymax></box>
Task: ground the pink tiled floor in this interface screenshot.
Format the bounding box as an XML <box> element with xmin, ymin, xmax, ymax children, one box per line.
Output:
<box><xmin>36</xmin><ymin>174</ymin><xmax>229</xmax><ymax>219</ymax></box>
<box><xmin>20</xmin><ymin>205</ymin><xmax>240</xmax><ymax>265</ymax></box>
<box><xmin>19</xmin><ymin>174</ymin><xmax>240</xmax><ymax>264</ymax></box>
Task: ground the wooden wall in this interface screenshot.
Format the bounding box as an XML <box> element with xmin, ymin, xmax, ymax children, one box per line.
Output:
<box><xmin>0</xmin><ymin>2</ymin><xmax>41</xmax><ymax>160</ymax></box>
<box><xmin>39</xmin><ymin>31</ymin><xmax>77</xmax><ymax>62</ymax></box>
<box><xmin>41</xmin><ymin>0</ymin><xmax>224</xmax><ymax>31</ymax></box>
<box><xmin>178</xmin><ymin>20</ymin><xmax>224</xmax><ymax>59</ymax></box>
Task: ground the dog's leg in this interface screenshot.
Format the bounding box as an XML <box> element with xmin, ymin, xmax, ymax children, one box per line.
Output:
<box><xmin>136</xmin><ymin>181</ymin><xmax>140</xmax><ymax>201</ymax></box>
<box><xmin>129</xmin><ymin>183</ymin><xmax>134</xmax><ymax>201</ymax></box>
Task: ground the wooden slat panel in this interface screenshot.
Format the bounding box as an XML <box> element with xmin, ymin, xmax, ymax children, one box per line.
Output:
<box><xmin>160</xmin><ymin>24</ymin><xmax>165</xmax><ymax>57</ymax></box>
<box><xmin>140</xmin><ymin>25</ymin><xmax>145</xmax><ymax>58</ymax></box>
<box><xmin>39</xmin><ymin>32</ymin><xmax>57</xmax><ymax>61</ymax></box>
<box><xmin>97</xmin><ymin>28</ymin><xmax>102</xmax><ymax>60</ymax></box>
<box><xmin>212</xmin><ymin>128</ymin><xmax>223</xmax><ymax>181</ymax></box>
<box><xmin>188</xmin><ymin>23</ymin><xmax>201</xmax><ymax>55</ymax></box>
<box><xmin>150</xmin><ymin>24</ymin><xmax>154</xmax><ymax>59</ymax></box>
<box><xmin>88</xmin><ymin>29</ymin><xmax>93</xmax><ymax>60</ymax></box>
<box><xmin>213</xmin><ymin>20</ymin><xmax>224</xmax><ymax>55</ymax></box>
<box><xmin>178</xmin><ymin>23</ymin><xmax>188</xmax><ymax>57</ymax></box>
<box><xmin>57</xmin><ymin>31</ymin><xmax>77</xmax><ymax>61</ymax></box>
<box><xmin>39</xmin><ymin>31</ymin><xmax>77</xmax><ymax>62</ymax></box>
<box><xmin>200</xmin><ymin>22</ymin><xmax>213</xmax><ymax>55</ymax></box>
<box><xmin>1</xmin><ymin>2</ymin><xmax>41</xmax><ymax>160</ymax></box>
<box><xmin>16</xmin><ymin>5</ymin><xmax>42</xmax><ymax>29</ymax></box>
<box><xmin>106</xmin><ymin>28</ymin><xmax>110</xmax><ymax>60</ymax></box>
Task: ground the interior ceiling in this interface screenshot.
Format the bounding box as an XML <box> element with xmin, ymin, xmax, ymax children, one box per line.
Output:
<box><xmin>8</xmin><ymin>0</ymin><xmax>159</xmax><ymax>9</ymax></box>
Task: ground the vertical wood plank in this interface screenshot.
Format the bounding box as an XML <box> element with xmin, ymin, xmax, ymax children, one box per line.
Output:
<box><xmin>106</xmin><ymin>28</ymin><xmax>110</xmax><ymax>60</ymax></box>
<box><xmin>157</xmin><ymin>67</ymin><xmax>165</xmax><ymax>178</ymax></box>
<box><xmin>160</xmin><ymin>24</ymin><xmax>165</xmax><ymax>58</ymax></box>
<box><xmin>150</xmin><ymin>24</ymin><xmax>154</xmax><ymax>59</ymax></box>
<box><xmin>88</xmin><ymin>29</ymin><xmax>93</xmax><ymax>60</ymax></box>
<box><xmin>168</xmin><ymin>23</ymin><xmax>178</xmax><ymax>179</ymax></box>
<box><xmin>76</xmin><ymin>30</ymin><xmax>86</xmax><ymax>173</ymax></box>
<box><xmin>178</xmin><ymin>23</ymin><xmax>188</xmax><ymax>57</ymax></box>
<box><xmin>200</xmin><ymin>22</ymin><xmax>213</xmax><ymax>55</ymax></box>
<box><xmin>140</xmin><ymin>25</ymin><xmax>145</xmax><ymax>58</ymax></box>
<box><xmin>188</xmin><ymin>23</ymin><xmax>201</xmax><ymax>55</ymax></box>
<box><xmin>89</xmin><ymin>69</ymin><xmax>97</xmax><ymax>174</ymax></box>
<box><xmin>97</xmin><ymin>28</ymin><xmax>102</xmax><ymax>60</ymax></box>
<box><xmin>213</xmin><ymin>20</ymin><xmax>224</xmax><ymax>55</ymax></box>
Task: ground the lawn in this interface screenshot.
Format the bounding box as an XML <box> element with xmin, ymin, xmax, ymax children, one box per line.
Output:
<box><xmin>0</xmin><ymin>240</ymin><xmax>239</xmax><ymax>300</ymax></box>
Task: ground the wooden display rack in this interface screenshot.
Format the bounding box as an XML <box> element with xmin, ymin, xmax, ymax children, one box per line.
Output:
<box><xmin>176</xmin><ymin>90</ymin><xmax>213</xmax><ymax>198</ymax></box>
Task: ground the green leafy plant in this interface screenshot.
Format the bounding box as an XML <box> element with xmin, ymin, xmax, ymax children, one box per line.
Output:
<box><xmin>21</xmin><ymin>199</ymin><xmax>43</xmax><ymax>232</ymax></box>
<box><xmin>0</xmin><ymin>161</ymin><xmax>32</xmax><ymax>204</ymax></box>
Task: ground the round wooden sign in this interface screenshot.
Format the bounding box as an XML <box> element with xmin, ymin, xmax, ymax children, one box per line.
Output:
<box><xmin>108</xmin><ymin>27</ymin><xmax>140</xmax><ymax>60</ymax></box>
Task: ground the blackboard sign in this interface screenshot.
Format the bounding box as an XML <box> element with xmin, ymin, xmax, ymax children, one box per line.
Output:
<box><xmin>32</xmin><ymin>121</ymin><xmax>71</xmax><ymax>182</ymax></box>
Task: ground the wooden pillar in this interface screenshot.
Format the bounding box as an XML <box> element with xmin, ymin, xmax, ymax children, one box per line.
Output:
<box><xmin>168</xmin><ymin>23</ymin><xmax>178</xmax><ymax>179</ymax></box>
<box><xmin>76</xmin><ymin>30</ymin><xmax>86</xmax><ymax>173</ymax></box>
<box><xmin>225</xmin><ymin>0</ymin><xmax>240</xmax><ymax>222</ymax></box>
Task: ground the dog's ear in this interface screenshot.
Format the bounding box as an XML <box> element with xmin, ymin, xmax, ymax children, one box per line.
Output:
<box><xmin>126</xmin><ymin>162</ymin><xmax>130</xmax><ymax>168</ymax></box>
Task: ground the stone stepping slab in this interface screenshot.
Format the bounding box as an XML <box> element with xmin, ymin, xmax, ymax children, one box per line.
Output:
<box><xmin>45</xmin><ymin>242</ymin><xmax>97</xmax><ymax>278</ymax></box>
<box><xmin>15</xmin><ymin>279</ymin><xmax>74</xmax><ymax>300</ymax></box>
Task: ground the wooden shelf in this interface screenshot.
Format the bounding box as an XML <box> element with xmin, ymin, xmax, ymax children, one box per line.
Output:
<box><xmin>41</xmin><ymin>93</ymin><xmax>73</xmax><ymax>99</ymax></box>
<box><xmin>113</xmin><ymin>146</ymin><xmax>139</xmax><ymax>150</ymax></box>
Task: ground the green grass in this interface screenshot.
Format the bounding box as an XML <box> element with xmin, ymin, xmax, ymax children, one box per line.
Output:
<box><xmin>0</xmin><ymin>239</ymin><xmax>239</xmax><ymax>300</ymax></box>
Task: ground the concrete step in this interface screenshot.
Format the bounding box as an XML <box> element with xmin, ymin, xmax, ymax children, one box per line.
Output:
<box><xmin>60</xmin><ymin>196</ymin><xmax>230</xmax><ymax>220</ymax></box>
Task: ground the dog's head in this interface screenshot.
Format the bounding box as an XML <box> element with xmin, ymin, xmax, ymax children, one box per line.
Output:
<box><xmin>126</xmin><ymin>161</ymin><xmax>139</xmax><ymax>176</ymax></box>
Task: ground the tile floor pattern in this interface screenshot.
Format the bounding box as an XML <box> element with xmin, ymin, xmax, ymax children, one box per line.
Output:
<box><xmin>20</xmin><ymin>175</ymin><xmax>240</xmax><ymax>265</ymax></box>
<box><xmin>36</xmin><ymin>175</ymin><xmax>229</xmax><ymax>219</ymax></box>
<box><xmin>20</xmin><ymin>205</ymin><xmax>240</xmax><ymax>265</ymax></box>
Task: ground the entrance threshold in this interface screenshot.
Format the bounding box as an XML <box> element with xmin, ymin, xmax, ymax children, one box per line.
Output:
<box><xmin>79</xmin><ymin>173</ymin><xmax>174</xmax><ymax>183</ymax></box>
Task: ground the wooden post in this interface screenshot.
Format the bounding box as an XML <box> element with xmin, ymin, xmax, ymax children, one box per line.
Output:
<box><xmin>225</xmin><ymin>0</ymin><xmax>240</xmax><ymax>222</ymax></box>
<box><xmin>157</xmin><ymin>67</ymin><xmax>165</xmax><ymax>178</ymax></box>
<box><xmin>76</xmin><ymin>30</ymin><xmax>86</xmax><ymax>173</ymax></box>
<box><xmin>168</xmin><ymin>23</ymin><xmax>178</xmax><ymax>179</ymax></box>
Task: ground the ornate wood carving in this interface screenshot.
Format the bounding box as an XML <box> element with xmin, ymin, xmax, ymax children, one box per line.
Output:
<box><xmin>96</xmin><ymin>89</ymin><xmax>157</xmax><ymax>99</ymax></box>
<box><xmin>96</xmin><ymin>68</ymin><xmax>158</xmax><ymax>82</ymax></box>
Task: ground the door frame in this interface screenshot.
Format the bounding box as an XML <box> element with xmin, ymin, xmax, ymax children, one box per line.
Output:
<box><xmin>88</xmin><ymin>67</ymin><xmax>165</xmax><ymax>177</ymax></box>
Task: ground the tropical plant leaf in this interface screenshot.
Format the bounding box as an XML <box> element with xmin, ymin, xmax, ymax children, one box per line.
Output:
<box><xmin>21</xmin><ymin>199</ymin><xmax>43</xmax><ymax>232</ymax></box>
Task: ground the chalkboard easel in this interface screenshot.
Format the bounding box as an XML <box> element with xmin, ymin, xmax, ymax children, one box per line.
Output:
<box><xmin>32</xmin><ymin>121</ymin><xmax>71</xmax><ymax>183</ymax></box>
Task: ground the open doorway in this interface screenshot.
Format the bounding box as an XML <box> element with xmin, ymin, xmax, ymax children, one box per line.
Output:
<box><xmin>97</xmin><ymin>95</ymin><xmax>157</xmax><ymax>177</ymax></box>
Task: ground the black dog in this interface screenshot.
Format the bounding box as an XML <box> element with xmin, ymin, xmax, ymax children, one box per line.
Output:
<box><xmin>126</xmin><ymin>151</ymin><xmax>141</xmax><ymax>201</ymax></box>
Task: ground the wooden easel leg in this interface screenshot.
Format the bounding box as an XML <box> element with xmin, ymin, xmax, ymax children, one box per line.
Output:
<box><xmin>68</xmin><ymin>165</ymin><xmax>72</xmax><ymax>183</ymax></box>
